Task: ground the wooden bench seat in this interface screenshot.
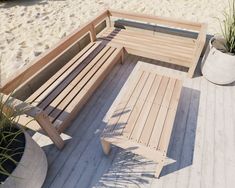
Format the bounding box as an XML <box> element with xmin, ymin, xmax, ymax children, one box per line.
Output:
<box><xmin>101</xmin><ymin>62</ymin><xmax>182</xmax><ymax>178</ymax></box>
<box><xmin>27</xmin><ymin>41</ymin><xmax>123</xmax><ymax>132</ymax></box>
<box><xmin>99</xmin><ymin>27</ymin><xmax>201</xmax><ymax>75</ymax></box>
<box><xmin>1</xmin><ymin>40</ymin><xmax>123</xmax><ymax>149</ymax></box>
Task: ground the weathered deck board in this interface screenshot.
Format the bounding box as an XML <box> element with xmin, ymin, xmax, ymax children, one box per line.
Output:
<box><xmin>35</xmin><ymin>54</ymin><xmax>235</xmax><ymax>188</ymax></box>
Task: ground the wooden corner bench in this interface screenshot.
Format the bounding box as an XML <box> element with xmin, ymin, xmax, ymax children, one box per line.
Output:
<box><xmin>0</xmin><ymin>9</ymin><xmax>206</xmax><ymax>149</ymax></box>
<box><xmin>101</xmin><ymin>62</ymin><xmax>183</xmax><ymax>178</ymax></box>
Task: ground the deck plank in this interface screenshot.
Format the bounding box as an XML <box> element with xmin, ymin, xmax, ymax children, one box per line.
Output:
<box><xmin>200</xmin><ymin>81</ymin><xmax>216</xmax><ymax>188</ymax></box>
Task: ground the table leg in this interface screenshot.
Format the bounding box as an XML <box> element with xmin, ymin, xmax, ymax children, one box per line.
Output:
<box><xmin>101</xmin><ymin>139</ymin><xmax>111</xmax><ymax>155</ymax></box>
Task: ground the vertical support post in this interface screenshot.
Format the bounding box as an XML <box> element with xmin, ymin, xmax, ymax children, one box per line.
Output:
<box><xmin>101</xmin><ymin>139</ymin><xmax>111</xmax><ymax>155</ymax></box>
<box><xmin>121</xmin><ymin>48</ymin><xmax>125</xmax><ymax>64</ymax></box>
<box><xmin>107</xmin><ymin>16</ymin><xmax>112</xmax><ymax>27</ymax></box>
<box><xmin>188</xmin><ymin>23</ymin><xmax>207</xmax><ymax>78</ymax></box>
<box><xmin>89</xmin><ymin>23</ymin><xmax>96</xmax><ymax>42</ymax></box>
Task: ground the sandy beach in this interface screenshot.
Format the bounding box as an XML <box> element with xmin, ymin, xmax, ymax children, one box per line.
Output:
<box><xmin>0</xmin><ymin>0</ymin><xmax>229</xmax><ymax>84</ymax></box>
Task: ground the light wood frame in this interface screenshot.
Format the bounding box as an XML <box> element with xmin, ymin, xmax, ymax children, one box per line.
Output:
<box><xmin>0</xmin><ymin>10</ymin><xmax>206</xmax><ymax>149</ymax></box>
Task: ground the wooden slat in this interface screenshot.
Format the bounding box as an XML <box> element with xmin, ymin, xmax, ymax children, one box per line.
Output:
<box><xmin>108</xmin><ymin>9</ymin><xmax>202</xmax><ymax>31</ymax></box>
<box><xmin>157</xmin><ymin>80</ymin><xmax>182</xmax><ymax>152</ymax></box>
<box><xmin>113</xmin><ymin>71</ymin><xmax>149</xmax><ymax>136</ymax></box>
<box><xmin>102</xmin><ymin>36</ymin><xmax>193</xmax><ymax>60</ymax></box>
<box><xmin>53</xmin><ymin>47</ymin><xmax>123</xmax><ymax>130</ymax></box>
<box><xmin>101</xmin><ymin>28</ymin><xmax>192</xmax><ymax>47</ymax></box>
<box><xmin>37</xmin><ymin>43</ymin><xmax>106</xmax><ymax>110</ymax></box>
<box><xmin>111</xmin><ymin>31</ymin><xmax>195</xmax><ymax>53</ymax></box>
<box><xmin>123</xmin><ymin>73</ymin><xmax>156</xmax><ymax>139</ymax></box>
<box><xmin>102</xmin><ymin>33</ymin><xmax>193</xmax><ymax>58</ymax></box>
<box><xmin>139</xmin><ymin>76</ymin><xmax>169</xmax><ymax>145</ymax></box>
<box><xmin>28</xmin><ymin>42</ymin><xmax>98</xmax><ymax>104</ymax></box>
<box><xmin>105</xmin><ymin>27</ymin><xmax>196</xmax><ymax>45</ymax></box>
<box><xmin>102</xmin><ymin>27</ymin><xmax>196</xmax><ymax>50</ymax></box>
<box><xmin>47</xmin><ymin>46</ymin><xmax>114</xmax><ymax>119</ymax></box>
<box><xmin>102</xmin><ymin>69</ymin><xmax>143</xmax><ymax>137</ymax></box>
<box><xmin>101</xmin><ymin>38</ymin><xmax>192</xmax><ymax>67</ymax></box>
<box><xmin>148</xmin><ymin>78</ymin><xmax>176</xmax><ymax>148</ymax></box>
<box><xmin>129</xmin><ymin>74</ymin><xmax>162</xmax><ymax>142</ymax></box>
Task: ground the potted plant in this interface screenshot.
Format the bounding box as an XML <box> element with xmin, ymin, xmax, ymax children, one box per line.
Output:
<box><xmin>0</xmin><ymin>94</ymin><xmax>48</xmax><ymax>188</ymax></box>
<box><xmin>201</xmin><ymin>0</ymin><xmax>235</xmax><ymax>85</ymax></box>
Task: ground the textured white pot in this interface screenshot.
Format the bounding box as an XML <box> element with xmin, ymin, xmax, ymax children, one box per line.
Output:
<box><xmin>2</xmin><ymin>131</ymin><xmax>48</xmax><ymax>188</ymax></box>
<box><xmin>201</xmin><ymin>37</ymin><xmax>235</xmax><ymax>85</ymax></box>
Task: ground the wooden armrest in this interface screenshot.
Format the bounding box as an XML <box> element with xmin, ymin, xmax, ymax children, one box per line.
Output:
<box><xmin>188</xmin><ymin>23</ymin><xmax>207</xmax><ymax>78</ymax></box>
<box><xmin>194</xmin><ymin>23</ymin><xmax>207</xmax><ymax>57</ymax></box>
<box><xmin>196</xmin><ymin>23</ymin><xmax>207</xmax><ymax>46</ymax></box>
<box><xmin>0</xmin><ymin>93</ymin><xmax>65</xmax><ymax>149</ymax></box>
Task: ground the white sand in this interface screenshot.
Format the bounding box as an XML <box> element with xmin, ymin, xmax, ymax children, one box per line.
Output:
<box><xmin>0</xmin><ymin>0</ymin><xmax>229</xmax><ymax>83</ymax></box>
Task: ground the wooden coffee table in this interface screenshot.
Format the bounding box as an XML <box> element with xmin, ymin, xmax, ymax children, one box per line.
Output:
<box><xmin>100</xmin><ymin>62</ymin><xmax>182</xmax><ymax>178</ymax></box>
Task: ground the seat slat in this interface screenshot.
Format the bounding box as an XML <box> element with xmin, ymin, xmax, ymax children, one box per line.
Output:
<box><xmin>47</xmin><ymin>46</ymin><xmax>114</xmax><ymax>119</ymax></box>
<box><xmin>125</xmin><ymin>47</ymin><xmax>191</xmax><ymax>68</ymax></box>
<box><xmin>107</xmin><ymin>31</ymin><xmax>194</xmax><ymax>54</ymax></box>
<box><xmin>43</xmin><ymin>45</ymin><xmax>111</xmax><ymax>115</ymax></box>
<box><xmin>37</xmin><ymin>43</ymin><xmax>106</xmax><ymax>110</ymax></box>
<box><xmin>148</xmin><ymin>78</ymin><xmax>176</xmax><ymax>148</ymax></box>
<box><xmin>53</xmin><ymin>47</ymin><xmax>123</xmax><ymax>129</ymax></box>
<box><xmin>101</xmin><ymin>36</ymin><xmax>192</xmax><ymax>61</ymax></box>
<box><xmin>101</xmin><ymin>38</ymin><xmax>192</xmax><ymax>67</ymax></box>
<box><xmin>103</xmin><ymin>27</ymin><xmax>196</xmax><ymax>46</ymax></box>
<box><xmin>28</xmin><ymin>42</ymin><xmax>98</xmax><ymax>105</ymax></box>
<box><xmin>139</xmin><ymin>76</ymin><xmax>169</xmax><ymax>145</ymax></box>
<box><xmin>102</xmin><ymin>29</ymin><xmax>195</xmax><ymax>54</ymax></box>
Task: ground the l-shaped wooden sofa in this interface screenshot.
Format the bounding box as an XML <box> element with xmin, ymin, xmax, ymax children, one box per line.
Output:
<box><xmin>0</xmin><ymin>10</ymin><xmax>207</xmax><ymax>149</ymax></box>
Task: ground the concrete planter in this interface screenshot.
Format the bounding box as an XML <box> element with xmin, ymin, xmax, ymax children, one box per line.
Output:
<box><xmin>201</xmin><ymin>37</ymin><xmax>235</xmax><ymax>85</ymax></box>
<box><xmin>2</xmin><ymin>131</ymin><xmax>48</xmax><ymax>188</ymax></box>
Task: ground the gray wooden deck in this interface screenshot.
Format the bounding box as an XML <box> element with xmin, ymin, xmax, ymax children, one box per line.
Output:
<box><xmin>34</xmin><ymin>54</ymin><xmax>235</xmax><ymax>188</ymax></box>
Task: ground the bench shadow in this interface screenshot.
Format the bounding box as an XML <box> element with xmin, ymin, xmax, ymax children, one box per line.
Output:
<box><xmin>93</xmin><ymin>86</ymin><xmax>200</xmax><ymax>186</ymax></box>
<box><xmin>161</xmin><ymin>86</ymin><xmax>200</xmax><ymax>177</ymax></box>
<box><xmin>92</xmin><ymin>149</ymin><xmax>156</xmax><ymax>188</ymax></box>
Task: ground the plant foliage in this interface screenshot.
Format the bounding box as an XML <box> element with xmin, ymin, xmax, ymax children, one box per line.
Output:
<box><xmin>220</xmin><ymin>0</ymin><xmax>235</xmax><ymax>54</ymax></box>
<box><xmin>0</xmin><ymin>94</ymin><xmax>24</xmax><ymax>183</ymax></box>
